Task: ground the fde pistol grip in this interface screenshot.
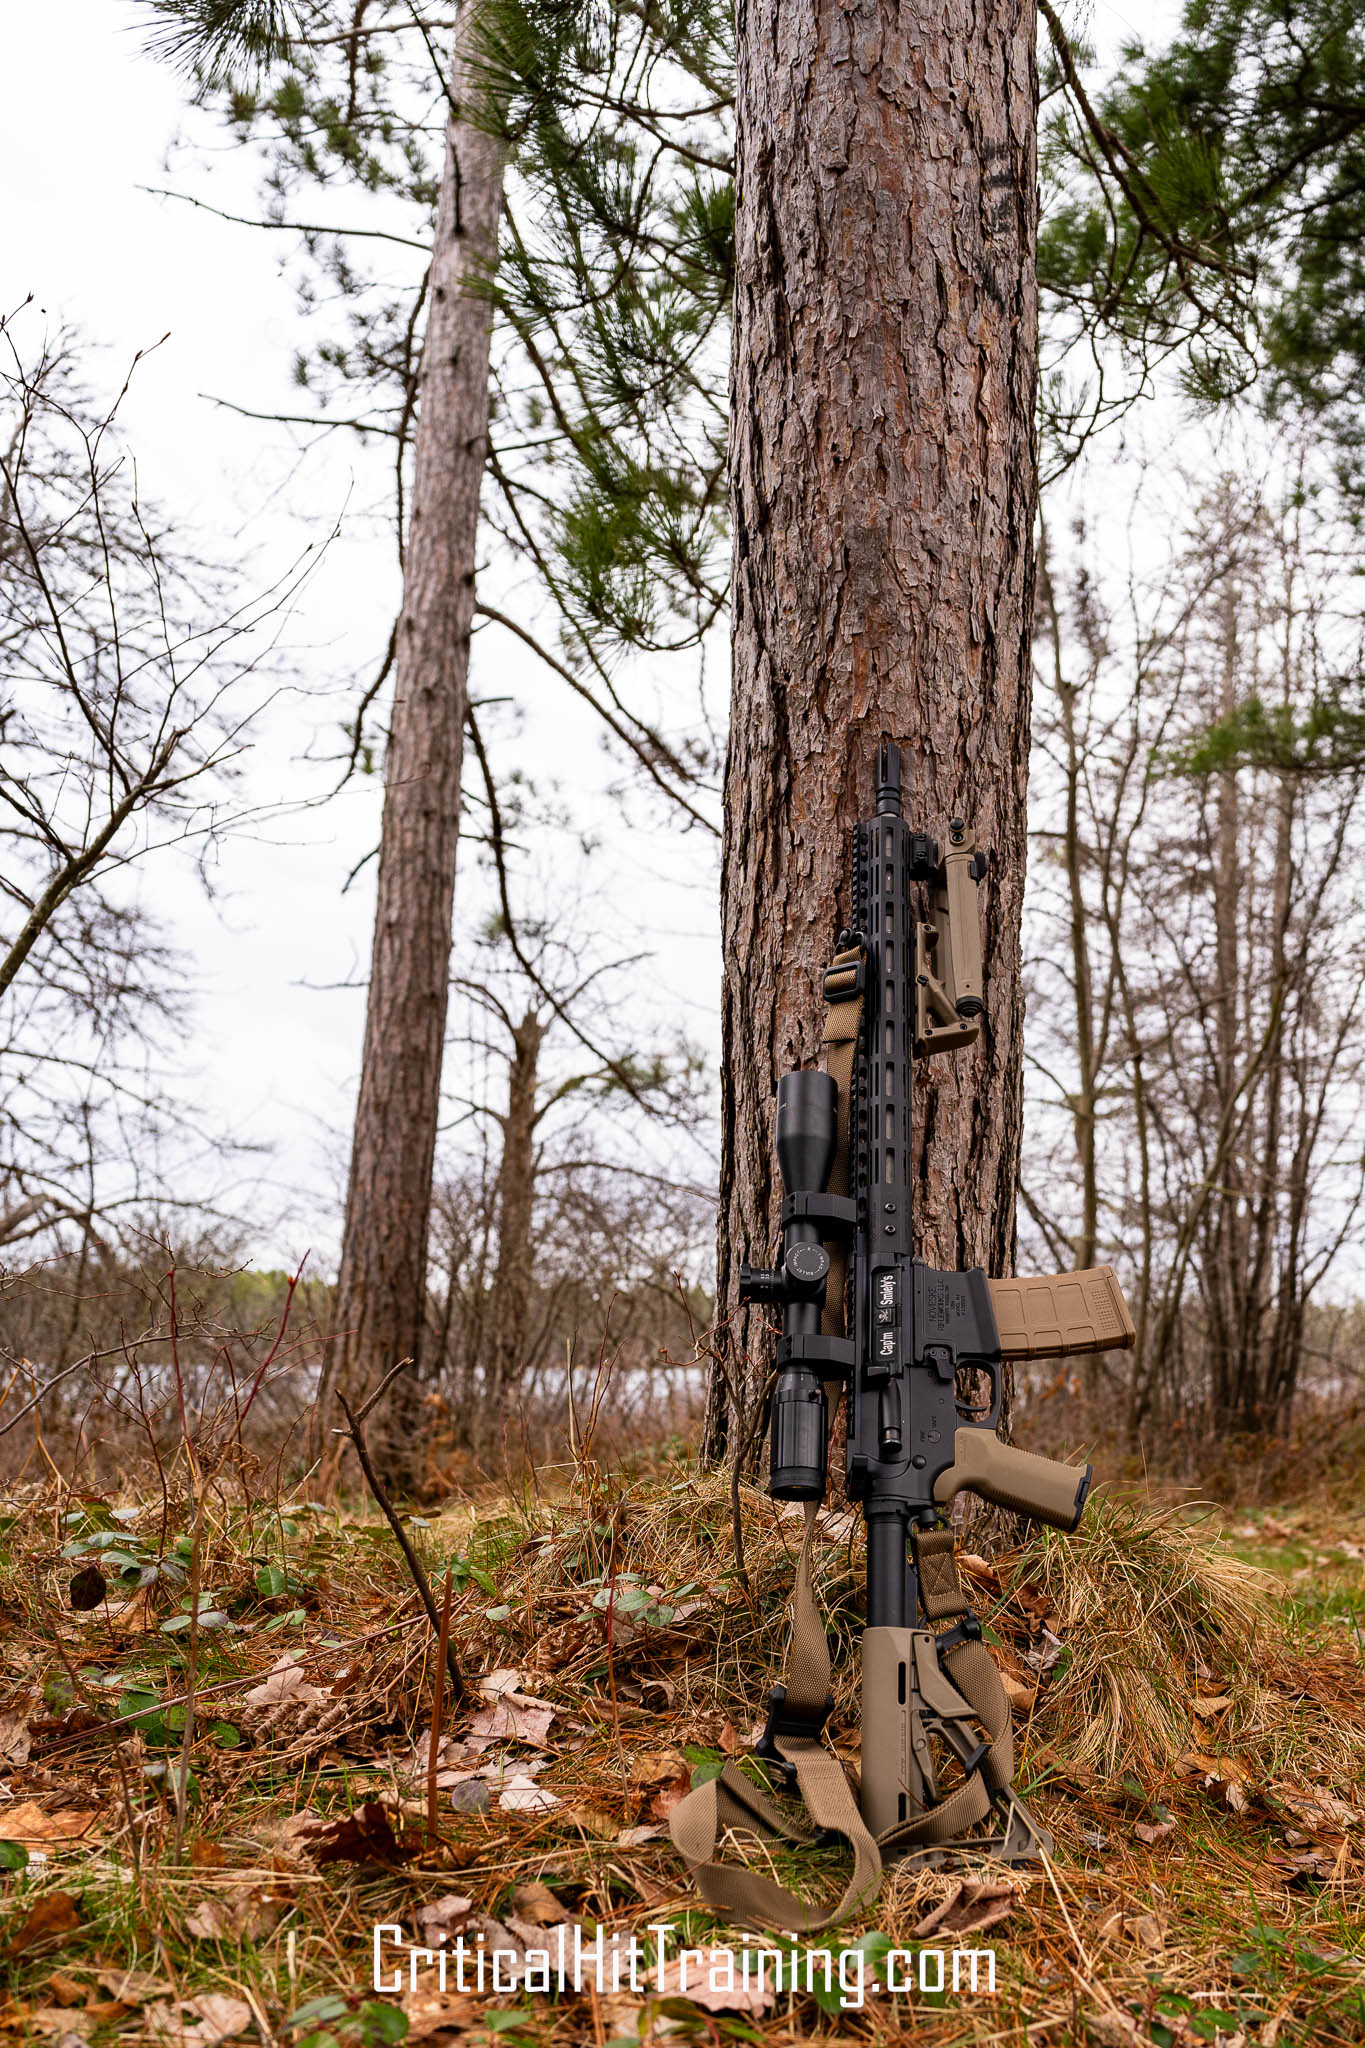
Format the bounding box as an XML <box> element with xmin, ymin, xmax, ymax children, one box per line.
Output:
<box><xmin>933</xmin><ymin>1431</ymin><xmax>1092</xmax><ymax>1531</ymax></box>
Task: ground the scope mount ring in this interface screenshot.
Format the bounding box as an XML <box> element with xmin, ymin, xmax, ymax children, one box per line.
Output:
<box><xmin>779</xmin><ymin>1190</ymin><xmax>856</xmax><ymax>1236</ymax></box>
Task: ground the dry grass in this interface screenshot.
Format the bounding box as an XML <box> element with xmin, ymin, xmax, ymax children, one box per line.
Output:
<box><xmin>0</xmin><ymin>1456</ymin><xmax>1362</xmax><ymax>2048</ymax></box>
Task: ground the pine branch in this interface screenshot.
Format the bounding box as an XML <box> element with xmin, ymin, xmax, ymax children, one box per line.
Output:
<box><xmin>136</xmin><ymin>0</ymin><xmax>306</xmax><ymax>81</ymax></box>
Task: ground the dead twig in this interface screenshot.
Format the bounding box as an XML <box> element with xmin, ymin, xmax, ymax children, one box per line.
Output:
<box><xmin>729</xmin><ymin>1365</ymin><xmax>776</xmax><ymax>1607</ymax></box>
<box><xmin>427</xmin><ymin>1567</ymin><xmax>455</xmax><ymax>1845</ymax></box>
<box><xmin>335</xmin><ymin>1373</ymin><xmax>466</xmax><ymax>1704</ymax></box>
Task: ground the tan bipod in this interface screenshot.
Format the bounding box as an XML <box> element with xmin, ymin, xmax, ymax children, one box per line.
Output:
<box><xmin>914</xmin><ymin>820</ymin><xmax>986</xmax><ymax>1059</ymax></box>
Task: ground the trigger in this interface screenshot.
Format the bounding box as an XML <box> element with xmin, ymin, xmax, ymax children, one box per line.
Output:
<box><xmin>925</xmin><ymin>1343</ymin><xmax>953</xmax><ymax>1384</ymax></box>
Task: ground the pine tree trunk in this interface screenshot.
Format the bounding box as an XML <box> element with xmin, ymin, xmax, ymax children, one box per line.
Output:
<box><xmin>320</xmin><ymin>21</ymin><xmax>506</xmax><ymax>1469</ymax></box>
<box><xmin>1206</xmin><ymin>582</ymin><xmax>1245</xmax><ymax>1434</ymax></box>
<box><xmin>709</xmin><ymin>0</ymin><xmax>1039</xmax><ymax>1452</ymax></box>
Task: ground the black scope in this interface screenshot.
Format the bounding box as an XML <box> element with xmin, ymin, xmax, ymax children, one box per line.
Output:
<box><xmin>739</xmin><ymin>1069</ymin><xmax>838</xmax><ymax>1501</ymax></box>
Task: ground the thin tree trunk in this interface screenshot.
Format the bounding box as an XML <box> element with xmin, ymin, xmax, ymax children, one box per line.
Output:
<box><xmin>1241</xmin><ymin>769</ymin><xmax>1294</xmax><ymax>1429</ymax></box>
<box><xmin>320</xmin><ymin>14</ymin><xmax>507</xmax><ymax>1471</ymax></box>
<box><xmin>709</xmin><ymin>0</ymin><xmax>1039</xmax><ymax>1453</ymax></box>
<box><xmin>1208</xmin><ymin>580</ymin><xmax>1245</xmax><ymax>1432</ymax></box>
<box><xmin>1040</xmin><ymin>524</ymin><xmax>1099</xmax><ymax>1274</ymax></box>
<box><xmin>483</xmin><ymin>1008</ymin><xmax>545</xmax><ymax>1434</ymax></box>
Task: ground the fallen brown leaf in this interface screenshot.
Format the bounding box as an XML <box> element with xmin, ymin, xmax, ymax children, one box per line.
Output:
<box><xmin>188</xmin><ymin>1840</ymin><xmax>225</xmax><ymax>1868</ymax></box>
<box><xmin>182</xmin><ymin>1898</ymin><xmax>236</xmax><ymax>1943</ymax></box>
<box><xmin>26</xmin><ymin>1709</ymin><xmax>107</xmax><ymax>1752</ymax></box>
<box><xmin>627</xmin><ymin>1749</ymin><xmax>690</xmax><ymax>1788</ymax></box>
<box><xmin>477</xmin><ymin>1667</ymin><xmax>527</xmax><ymax>1694</ymax></box>
<box><xmin>1271</xmin><ymin>1845</ymin><xmax>1340</xmax><ymax>1880</ymax></box>
<box><xmin>999</xmin><ymin>1672</ymin><xmax>1038</xmax><ymax>1712</ymax></box>
<box><xmin>401</xmin><ymin>1987</ymin><xmax>483</xmax><ymax>2042</ymax></box>
<box><xmin>327</xmin><ymin>1656</ymin><xmax>370</xmax><ymax>1694</ymax></box>
<box><xmin>26</xmin><ymin>2011</ymin><xmax>93</xmax><ymax>2041</ymax></box>
<box><xmin>242</xmin><ymin>1656</ymin><xmax>327</xmax><ymax>1710</ymax></box>
<box><xmin>183</xmin><ymin>1888</ymin><xmax>286</xmax><ymax>1943</ymax></box>
<box><xmin>562</xmin><ymin>1804</ymin><xmax>620</xmax><ymax>1839</ymax></box>
<box><xmin>7</xmin><ymin>1893</ymin><xmax>82</xmax><ymax>1956</ymax></box>
<box><xmin>1134</xmin><ymin>1820</ymin><xmax>1176</xmax><ymax>1845</ymax></box>
<box><xmin>510</xmin><ymin>1882</ymin><xmax>570</xmax><ymax>1926</ymax></box>
<box><xmin>498</xmin><ymin>1773</ymin><xmax>560</xmax><ymax>1813</ymax></box>
<box><xmin>913</xmin><ymin>1881</ymin><xmax>1016</xmax><ymax>1939</ymax></box>
<box><xmin>1132</xmin><ymin>1913</ymin><xmax>1165</xmax><ymax>1952</ymax></box>
<box><xmin>93</xmin><ymin>1969</ymin><xmax>171</xmax><ymax>2005</ymax></box>
<box><xmin>1177</xmin><ymin>1750</ymin><xmax>1223</xmax><ymax>1775</ymax></box>
<box><xmin>0</xmin><ymin>1803</ymin><xmax>100</xmax><ymax>1848</ymax></box>
<box><xmin>414</xmin><ymin>1895</ymin><xmax>474</xmax><ymax>1947</ymax></box>
<box><xmin>468</xmin><ymin>1693</ymin><xmax>555</xmax><ymax>1747</ymax></box>
<box><xmin>145</xmin><ymin>1993</ymin><xmax>253</xmax><ymax>2045</ymax></box>
<box><xmin>1213</xmin><ymin>1777</ymin><xmax>1250</xmax><ymax>1815</ymax></box>
<box><xmin>1275</xmin><ymin>1786</ymin><xmax>1358</xmax><ymax>1830</ymax></box>
<box><xmin>0</xmin><ymin>1713</ymin><xmax>32</xmax><ymax>1766</ymax></box>
<box><xmin>292</xmin><ymin>1800</ymin><xmax>410</xmax><ymax>1866</ymax></box>
<box><xmin>646</xmin><ymin>1759</ymin><xmax>692</xmax><ymax>1822</ymax></box>
<box><xmin>0</xmin><ymin>1996</ymin><xmax>32</xmax><ymax>2040</ymax></box>
<box><xmin>1086</xmin><ymin>2014</ymin><xmax>1145</xmax><ymax>2047</ymax></box>
<box><xmin>436</xmin><ymin>1915</ymin><xmax>533</xmax><ymax>1989</ymax></box>
<box><xmin>45</xmin><ymin>1974</ymin><xmax>86</xmax><ymax>2008</ymax></box>
<box><xmin>599</xmin><ymin>1998</ymin><xmax>649</xmax><ymax>2043</ymax></box>
<box><xmin>657</xmin><ymin>1945</ymin><xmax>775</xmax><ymax>2015</ymax></box>
<box><xmin>1022</xmin><ymin>1629</ymin><xmax>1066</xmax><ymax>1678</ymax></box>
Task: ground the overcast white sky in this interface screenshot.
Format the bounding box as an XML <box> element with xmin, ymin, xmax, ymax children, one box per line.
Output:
<box><xmin>2</xmin><ymin>0</ymin><xmax>733</xmax><ymax>1268</ymax></box>
<box><xmin>1</xmin><ymin>0</ymin><xmax>1178</xmax><ymax>1271</ymax></box>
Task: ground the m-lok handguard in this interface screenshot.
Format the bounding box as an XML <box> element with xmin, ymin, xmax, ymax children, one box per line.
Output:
<box><xmin>739</xmin><ymin>739</ymin><xmax>1136</xmax><ymax>1870</ymax></box>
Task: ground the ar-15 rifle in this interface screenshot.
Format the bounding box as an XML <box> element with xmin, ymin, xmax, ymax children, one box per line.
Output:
<box><xmin>669</xmin><ymin>741</ymin><xmax>1135</xmax><ymax>1932</ymax></box>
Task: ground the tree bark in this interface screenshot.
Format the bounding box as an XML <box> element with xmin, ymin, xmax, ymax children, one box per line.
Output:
<box><xmin>320</xmin><ymin>14</ymin><xmax>506</xmax><ymax>1468</ymax></box>
<box><xmin>710</xmin><ymin>0</ymin><xmax>1039</xmax><ymax>1451</ymax></box>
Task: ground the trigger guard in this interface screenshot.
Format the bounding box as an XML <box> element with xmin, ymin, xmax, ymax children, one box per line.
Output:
<box><xmin>956</xmin><ymin>1359</ymin><xmax>1003</xmax><ymax>1428</ymax></box>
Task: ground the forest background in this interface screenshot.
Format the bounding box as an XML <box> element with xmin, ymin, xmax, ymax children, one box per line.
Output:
<box><xmin>4</xmin><ymin>3</ymin><xmax>1365</xmax><ymax>2043</ymax></box>
<box><xmin>4</xmin><ymin>0</ymin><xmax>1364</xmax><ymax>1492</ymax></box>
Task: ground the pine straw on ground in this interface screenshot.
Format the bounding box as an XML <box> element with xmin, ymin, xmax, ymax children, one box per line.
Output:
<box><xmin>0</xmin><ymin>1461</ymin><xmax>1362</xmax><ymax>2048</ymax></box>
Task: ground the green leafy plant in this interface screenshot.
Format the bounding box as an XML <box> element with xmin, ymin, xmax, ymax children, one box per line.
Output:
<box><xmin>62</xmin><ymin>1516</ymin><xmax>187</xmax><ymax>1595</ymax></box>
<box><xmin>286</xmin><ymin>1995</ymin><xmax>409</xmax><ymax>2047</ymax></box>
